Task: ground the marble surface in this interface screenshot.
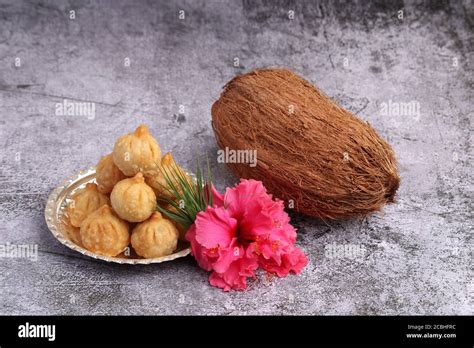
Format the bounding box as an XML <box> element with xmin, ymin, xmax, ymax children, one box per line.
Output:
<box><xmin>0</xmin><ymin>0</ymin><xmax>472</xmax><ymax>315</ymax></box>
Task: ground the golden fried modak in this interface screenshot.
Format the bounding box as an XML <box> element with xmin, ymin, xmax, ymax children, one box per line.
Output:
<box><xmin>131</xmin><ymin>212</ymin><xmax>179</xmax><ymax>258</ymax></box>
<box><xmin>145</xmin><ymin>152</ymin><xmax>191</xmax><ymax>200</ymax></box>
<box><xmin>96</xmin><ymin>153</ymin><xmax>126</xmax><ymax>194</ymax></box>
<box><xmin>110</xmin><ymin>172</ymin><xmax>156</xmax><ymax>222</ymax></box>
<box><xmin>80</xmin><ymin>205</ymin><xmax>130</xmax><ymax>257</ymax></box>
<box><xmin>67</xmin><ymin>183</ymin><xmax>109</xmax><ymax>228</ymax></box>
<box><xmin>112</xmin><ymin>124</ymin><xmax>161</xmax><ymax>176</ymax></box>
<box><xmin>160</xmin><ymin>202</ymin><xmax>188</xmax><ymax>242</ymax></box>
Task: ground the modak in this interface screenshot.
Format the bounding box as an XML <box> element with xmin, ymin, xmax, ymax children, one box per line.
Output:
<box><xmin>67</xmin><ymin>183</ymin><xmax>109</xmax><ymax>228</ymax></box>
<box><xmin>110</xmin><ymin>172</ymin><xmax>156</xmax><ymax>222</ymax></box>
<box><xmin>145</xmin><ymin>152</ymin><xmax>191</xmax><ymax>200</ymax></box>
<box><xmin>160</xmin><ymin>202</ymin><xmax>188</xmax><ymax>242</ymax></box>
<box><xmin>95</xmin><ymin>153</ymin><xmax>126</xmax><ymax>194</ymax></box>
<box><xmin>112</xmin><ymin>124</ymin><xmax>161</xmax><ymax>176</ymax></box>
<box><xmin>131</xmin><ymin>212</ymin><xmax>178</xmax><ymax>258</ymax></box>
<box><xmin>80</xmin><ymin>205</ymin><xmax>130</xmax><ymax>257</ymax></box>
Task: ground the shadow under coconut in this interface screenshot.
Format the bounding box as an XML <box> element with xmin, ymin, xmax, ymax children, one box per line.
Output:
<box><xmin>289</xmin><ymin>210</ymin><xmax>369</xmax><ymax>242</ymax></box>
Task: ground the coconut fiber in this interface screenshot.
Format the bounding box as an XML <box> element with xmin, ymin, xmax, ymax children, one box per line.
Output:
<box><xmin>211</xmin><ymin>68</ymin><xmax>399</xmax><ymax>219</ymax></box>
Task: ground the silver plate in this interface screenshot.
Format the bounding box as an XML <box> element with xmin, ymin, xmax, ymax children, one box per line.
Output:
<box><xmin>44</xmin><ymin>167</ymin><xmax>191</xmax><ymax>264</ymax></box>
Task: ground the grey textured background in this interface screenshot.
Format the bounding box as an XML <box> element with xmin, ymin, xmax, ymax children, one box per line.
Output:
<box><xmin>0</xmin><ymin>0</ymin><xmax>472</xmax><ymax>315</ymax></box>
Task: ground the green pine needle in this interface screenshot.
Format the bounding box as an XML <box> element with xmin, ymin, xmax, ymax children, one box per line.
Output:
<box><xmin>155</xmin><ymin>157</ymin><xmax>214</xmax><ymax>229</ymax></box>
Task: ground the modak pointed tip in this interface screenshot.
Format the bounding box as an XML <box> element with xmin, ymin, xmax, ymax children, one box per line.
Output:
<box><xmin>135</xmin><ymin>124</ymin><xmax>150</xmax><ymax>136</ymax></box>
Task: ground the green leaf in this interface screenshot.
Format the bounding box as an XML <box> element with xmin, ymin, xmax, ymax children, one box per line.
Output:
<box><xmin>154</xmin><ymin>155</ymin><xmax>214</xmax><ymax>228</ymax></box>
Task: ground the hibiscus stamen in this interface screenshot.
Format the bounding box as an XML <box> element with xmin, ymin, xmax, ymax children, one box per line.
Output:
<box><xmin>208</xmin><ymin>246</ymin><xmax>219</xmax><ymax>254</ymax></box>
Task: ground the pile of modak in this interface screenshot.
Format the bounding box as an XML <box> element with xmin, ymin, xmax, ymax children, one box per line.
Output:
<box><xmin>65</xmin><ymin>125</ymin><xmax>188</xmax><ymax>259</ymax></box>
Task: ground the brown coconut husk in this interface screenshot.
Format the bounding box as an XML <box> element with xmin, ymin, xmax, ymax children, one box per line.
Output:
<box><xmin>211</xmin><ymin>68</ymin><xmax>399</xmax><ymax>220</ymax></box>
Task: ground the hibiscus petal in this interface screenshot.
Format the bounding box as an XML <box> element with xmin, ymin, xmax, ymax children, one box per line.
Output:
<box><xmin>212</xmin><ymin>238</ymin><xmax>243</xmax><ymax>273</ymax></box>
<box><xmin>240</xmin><ymin>204</ymin><xmax>274</xmax><ymax>240</ymax></box>
<box><xmin>194</xmin><ymin>207</ymin><xmax>237</xmax><ymax>249</ymax></box>
<box><xmin>209</xmin><ymin>272</ymin><xmax>232</xmax><ymax>291</ymax></box>
<box><xmin>186</xmin><ymin>225</ymin><xmax>213</xmax><ymax>271</ymax></box>
<box><xmin>208</xmin><ymin>249</ymin><xmax>259</xmax><ymax>291</ymax></box>
<box><xmin>261</xmin><ymin>246</ymin><xmax>308</xmax><ymax>277</ymax></box>
<box><xmin>223</xmin><ymin>179</ymin><xmax>269</xmax><ymax>218</ymax></box>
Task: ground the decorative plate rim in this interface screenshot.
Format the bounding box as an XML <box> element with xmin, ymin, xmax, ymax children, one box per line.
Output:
<box><xmin>44</xmin><ymin>166</ymin><xmax>191</xmax><ymax>264</ymax></box>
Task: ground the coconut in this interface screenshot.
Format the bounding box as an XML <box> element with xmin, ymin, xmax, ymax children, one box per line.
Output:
<box><xmin>211</xmin><ymin>68</ymin><xmax>399</xmax><ymax>219</ymax></box>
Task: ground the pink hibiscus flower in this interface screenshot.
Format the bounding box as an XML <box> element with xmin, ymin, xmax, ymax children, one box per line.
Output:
<box><xmin>186</xmin><ymin>179</ymin><xmax>308</xmax><ymax>291</ymax></box>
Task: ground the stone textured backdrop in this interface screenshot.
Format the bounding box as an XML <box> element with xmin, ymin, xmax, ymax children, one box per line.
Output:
<box><xmin>0</xmin><ymin>0</ymin><xmax>472</xmax><ymax>315</ymax></box>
